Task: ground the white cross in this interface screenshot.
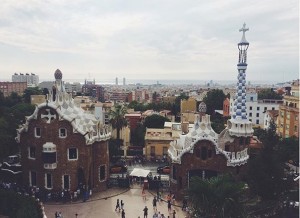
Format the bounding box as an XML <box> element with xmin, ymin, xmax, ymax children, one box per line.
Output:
<box><xmin>239</xmin><ymin>23</ymin><xmax>249</xmax><ymax>42</ymax></box>
<box><xmin>239</xmin><ymin>23</ymin><xmax>249</xmax><ymax>33</ymax></box>
<box><xmin>41</xmin><ymin>109</ymin><xmax>56</xmax><ymax>123</ymax></box>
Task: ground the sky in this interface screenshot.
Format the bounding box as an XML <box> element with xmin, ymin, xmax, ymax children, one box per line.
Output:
<box><xmin>0</xmin><ymin>0</ymin><xmax>298</xmax><ymax>84</ymax></box>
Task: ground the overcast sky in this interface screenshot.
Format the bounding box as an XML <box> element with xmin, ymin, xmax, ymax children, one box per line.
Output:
<box><xmin>0</xmin><ymin>0</ymin><xmax>298</xmax><ymax>84</ymax></box>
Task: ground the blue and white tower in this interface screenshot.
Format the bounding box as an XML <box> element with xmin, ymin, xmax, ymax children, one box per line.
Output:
<box><xmin>228</xmin><ymin>23</ymin><xmax>253</xmax><ymax>137</ymax></box>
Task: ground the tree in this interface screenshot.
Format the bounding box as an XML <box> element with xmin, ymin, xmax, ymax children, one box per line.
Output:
<box><xmin>23</xmin><ymin>87</ymin><xmax>43</xmax><ymax>103</ymax></box>
<box><xmin>247</xmin><ymin>120</ymin><xmax>286</xmax><ymax>200</ymax></box>
<box><xmin>203</xmin><ymin>89</ymin><xmax>226</xmax><ymax>115</ymax></box>
<box><xmin>188</xmin><ymin>174</ymin><xmax>246</xmax><ymax>218</ymax></box>
<box><xmin>109</xmin><ymin>104</ymin><xmax>128</xmax><ymax>141</ymax></box>
<box><xmin>258</xmin><ymin>89</ymin><xmax>282</xmax><ymax>100</ymax></box>
<box><xmin>144</xmin><ymin>114</ymin><xmax>170</xmax><ymax>129</ymax></box>
<box><xmin>277</xmin><ymin>136</ymin><xmax>299</xmax><ymax>164</ymax></box>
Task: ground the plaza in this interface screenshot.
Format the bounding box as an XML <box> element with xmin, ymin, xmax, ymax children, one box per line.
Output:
<box><xmin>44</xmin><ymin>185</ymin><xmax>188</xmax><ymax>218</ymax></box>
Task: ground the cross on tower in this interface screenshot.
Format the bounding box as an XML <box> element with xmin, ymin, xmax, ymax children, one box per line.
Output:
<box><xmin>239</xmin><ymin>23</ymin><xmax>249</xmax><ymax>42</ymax></box>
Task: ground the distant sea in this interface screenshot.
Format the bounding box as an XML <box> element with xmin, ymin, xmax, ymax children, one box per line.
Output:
<box><xmin>71</xmin><ymin>79</ymin><xmax>281</xmax><ymax>86</ymax></box>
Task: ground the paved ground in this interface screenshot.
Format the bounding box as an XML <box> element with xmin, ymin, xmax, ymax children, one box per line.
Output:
<box><xmin>44</xmin><ymin>185</ymin><xmax>189</xmax><ymax>218</ymax></box>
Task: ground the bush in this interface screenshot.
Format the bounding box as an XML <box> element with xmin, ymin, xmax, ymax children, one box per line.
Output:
<box><xmin>0</xmin><ymin>189</ymin><xmax>42</xmax><ymax>218</ymax></box>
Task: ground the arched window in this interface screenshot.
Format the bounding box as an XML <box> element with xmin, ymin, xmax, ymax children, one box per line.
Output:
<box><xmin>225</xmin><ymin>144</ymin><xmax>230</xmax><ymax>151</ymax></box>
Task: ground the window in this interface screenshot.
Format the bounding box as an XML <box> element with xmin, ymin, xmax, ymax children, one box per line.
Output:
<box><xmin>295</xmin><ymin>126</ymin><xmax>298</xmax><ymax>132</ymax></box>
<box><xmin>28</xmin><ymin>147</ymin><xmax>36</xmax><ymax>159</ymax></box>
<box><xmin>249</xmin><ymin>106</ymin><xmax>252</xmax><ymax>110</ymax></box>
<box><xmin>286</xmin><ymin>124</ymin><xmax>289</xmax><ymax>130</ymax></box>
<box><xmin>287</xmin><ymin>112</ymin><xmax>290</xmax><ymax>120</ymax></box>
<box><xmin>250</xmin><ymin>97</ymin><xmax>253</xmax><ymax>101</ymax></box>
<box><xmin>264</xmin><ymin>107</ymin><xmax>267</xmax><ymax>111</ymax></box>
<box><xmin>239</xmin><ymin>138</ymin><xmax>244</xmax><ymax>145</ymax></box>
<box><xmin>256</xmin><ymin>120</ymin><xmax>259</xmax><ymax>124</ymax></box>
<box><xmin>201</xmin><ymin>147</ymin><xmax>207</xmax><ymax>160</ymax></box>
<box><xmin>163</xmin><ymin>147</ymin><xmax>168</xmax><ymax>155</ymax></box>
<box><xmin>35</xmin><ymin>127</ymin><xmax>41</xmax><ymax>137</ymax></box>
<box><xmin>249</xmin><ymin>119</ymin><xmax>252</xmax><ymax>122</ymax></box>
<box><xmin>63</xmin><ymin>175</ymin><xmax>70</xmax><ymax>189</ymax></box>
<box><xmin>257</xmin><ymin>107</ymin><xmax>260</xmax><ymax>111</ymax></box>
<box><xmin>150</xmin><ymin>146</ymin><xmax>155</xmax><ymax>156</ymax></box>
<box><xmin>256</xmin><ymin>113</ymin><xmax>259</xmax><ymax>117</ymax></box>
<box><xmin>296</xmin><ymin>115</ymin><xmax>298</xmax><ymax>121</ymax></box>
<box><xmin>249</xmin><ymin>112</ymin><xmax>252</xmax><ymax>117</ymax></box>
<box><xmin>68</xmin><ymin>148</ymin><xmax>78</xmax><ymax>160</ymax></box>
<box><xmin>30</xmin><ymin>171</ymin><xmax>37</xmax><ymax>187</ymax></box>
<box><xmin>265</xmin><ymin>120</ymin><xmax>267</xmax><ymax>125</ymax></box>
<box><xmin>45</xmin><ymin>173</ymin><xmax>52</xmax><ymax>189</ymax></box>
<box><xmin>272</xmin><ymin>107</ymin><xmax>275</xmax><ymax>110</ymax></box>
<box><xmin>99</xmin><ymin>165</ymin><xmax>106</xmax><ymax>181</ymax></box>
<box><xmin>59</xmin><ymin>128</ymin><xmax>67</xmax><ymax>138</ymax></box>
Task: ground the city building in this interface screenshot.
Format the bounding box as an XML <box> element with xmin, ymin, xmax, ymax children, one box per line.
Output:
<box><xmin>168</xmin><ymin>24</ymin><xmax>253</xmax><ymax>199</ymax></box>
<box><xmin>223</xmin><ymin>98</ymin><xmax>230</xmax><ymax>117</ymax></box>
<box><xmin>263</xmin><ymin>110</ymin><xmax>279</xmax><ymax>129</ymax></box>
<box><xmin>229</xmin><ymin>93</ymin><xmax>283</xmax><ymax>127</ymax></box>
<box><xmin>16</xmin><ymin>69</ymin><xmax>111</xmax><ymax>192</ymax></box>
<box><xmin>31</xmin><ymin>95</ymin><xmax>46</xmax><ymax>105</ymax></box>
<box><xmin>278</xmin><ymin>79</ymin><xmax>299</xmax><ymax>138</ymax></box>
<box><xmin>0</xmin><ymin>82</ymin><xmax>27</xmax><ymax>97</ymax></box>
<box><xmin>181</xmin><ymin>98</ymin><xmax>197</xmax><ymax>123</ymax></box>
<box><xmin>12</xmin><ymin>73</ymin><xmax>39</xmax><ymax>86</ymax></box>
<box><xmin>82</xmin><ymin>81</ymin><xmax>105</xmax><ymax>102</ymax></box>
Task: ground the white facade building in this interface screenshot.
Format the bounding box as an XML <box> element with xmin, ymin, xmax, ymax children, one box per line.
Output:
<box><xmin>12</xmin><ymin>73</ymin><xmax>39</xmax><ymax>86</ymax></box>
<box><xmin>230</xmin><ymin>93</ymin><xmax>283</xmax><ymax>127</ymax></box>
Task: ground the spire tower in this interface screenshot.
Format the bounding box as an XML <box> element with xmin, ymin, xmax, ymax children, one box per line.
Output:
<box><xmin>227</xmin><ymin>23</ymin><xmax>253</xmax><ymax>137</ymax></box>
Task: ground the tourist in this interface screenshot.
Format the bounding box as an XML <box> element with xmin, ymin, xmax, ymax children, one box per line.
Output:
<box><xmin>115</xmin><ymin>199</ymin><xmax>120</xmax><ymax>212</ymax></box>
<box><xmin>143</xmin><ymin>206</ymin><xmax>148</xmax><ymax>218</ymax></box>
<box><xmin>121</xmin><ymin>209</ymin><xmax>125</xmax><ymax>218</ymax></box>
<box><xmin>152</xmin><ymin>197</ymin><xmax>157</xmax><ymax>210</ymax></box>
<box><xmin>172</xmin><ymin>210</ymin><xmax>176</xmax><ymax>218</ymax></box>
<box><xmin>121</xmin><ymin>200</ymin><xmax>124</xmax><ymax>210</ymax></box>
<box><xmin>167</xmin><ymin>200</ymin><xmax>171</xmax><ymax>212</ymax></box>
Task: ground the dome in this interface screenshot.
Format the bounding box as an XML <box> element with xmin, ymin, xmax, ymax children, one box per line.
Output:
<box><xmin>198</xmin><ymin>102</ymin><xmax>207</xmax><ymax>113</ymax></box>
<box><xmin>54</xmin><ymin>69</ymin><xmax>62</xmax><ymax>80</ymax></box>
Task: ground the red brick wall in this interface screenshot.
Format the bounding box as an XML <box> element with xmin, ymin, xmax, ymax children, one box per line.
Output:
<box><xmin>20</xmin><ymin>106</ymin><xmax>109</xmax><ymax>192</ymax></box>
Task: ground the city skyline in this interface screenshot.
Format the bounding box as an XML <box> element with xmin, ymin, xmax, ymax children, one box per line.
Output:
<box><xmin>0</xmin><ymin>0</ymin><xmax>298</xmax><ymax>83</ymax></box>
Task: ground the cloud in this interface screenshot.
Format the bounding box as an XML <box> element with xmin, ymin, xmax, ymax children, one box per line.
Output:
<box><xmin>0</xmin><ymin>0</ymin><xmax>298</xmax><ymax>83</ymax></box>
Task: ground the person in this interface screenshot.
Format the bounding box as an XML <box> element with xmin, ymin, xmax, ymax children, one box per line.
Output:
<box><xmin>157</xmin><ymin>211</ymin><xmax>162</xmax><ymax>218</ymax></box>
<box><xmin>115</xmin><ymin>199</ymin><xmax>120</xmax><ymax>212</ymax></box>
<box><xmin>121</xmin><ymin>200</ymin><xmax>124</xmax><ymax>210</ymax></box>
<box><xmin>142</xmin><ymin>188</ymin><xmax>146</xmax><ymax>201</ymax></box>
<box><xmin>152</xmin><ymin>197</ymin><xmax>157</xmax><ymax>210</ymax></box>
<box><xmin>172</xmin><ymin>210</ymin><xmax>176</xmax><ymax>218</ymax></box>
<box><xmin>55</xmin><ymin>211</ymin><xmax>58</xmax><ymax>218</ymax></box>
<box><xmin>161</xmin><ymin>214</ymin><xmax>165</xmax><ymax>218</ymax></box>
<box><xmin>143</xmin><ymin>206</ymin><xmax>148</xmax><ymax>218</ymax></box>
<box><xmin>167</xmin><ymin>200</ymin><xmax>171</xmax><ymax>212</ymax></box>
<box><xmin>121</xmin><ymin>209</ymin><xmax>125</xmax><ymax>218</ymax></box>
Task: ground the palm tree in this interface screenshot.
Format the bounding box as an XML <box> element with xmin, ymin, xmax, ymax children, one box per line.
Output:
<box><xmin>109</xmin><ymin>104</ymin><xmax>128</xmax><ymax>142</ymax></box>
<box><xmin>188</xmin><ymin>174</ymin><xmax>246</xmax><ymax>218</ymax></box>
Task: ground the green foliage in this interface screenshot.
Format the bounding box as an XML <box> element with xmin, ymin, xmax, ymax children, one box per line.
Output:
<box><xmin>0</xmin><ymin>92</ymin><xmax>35</xmax><ymax>160</ymax></box>
<box><xmin>144</xmin><ymin>114</ymin><xmax>170</xmax><ymax>129</ymax></box>
<box><xmin>0</xmin><ymin>189</ymin><xmax>42</xmax><ymax>218</ymax></box>
<box><xmin>211</xmin><ymin>114</ymin><xmax>227</xmax><ymax>134</ymax></box>
<box><xmin>23</xmin><ymin>87</ymin><xmax>43</xmax><ymax>103</ymax></box>
<box><xmin>258</xmin><ymin>88</ymin><xmax>283</xmax><ymax>100</ymax></box>
<box><xmin>109</xmin><ymin>104</ymin><xmax>128</xmax><ymax>140</ymax></box>
<box><xmin>203</xmin><ymin>89</ymin><xmax>226</xmax><ymax>115</ymax></box>
<box><xmin>277</xmin><ymin>136</ymin><xmax>299</xmax><ymax>164</ymax></box>
<box><xmin>188</xmin><ymin>174</ymin><xmax>246</xmax><ymax>218</ymax></box>
<box><xmin>247</xmin><ymin>120</ymin><xmax>286</xmax><ymax>200</ymax></box>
